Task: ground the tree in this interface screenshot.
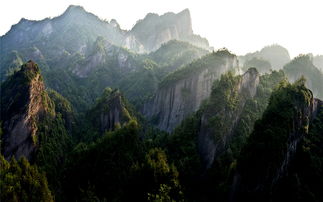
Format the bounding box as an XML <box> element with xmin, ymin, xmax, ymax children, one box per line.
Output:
<box><xmin>0</xmin><ymin>155</ymin><xmax>54</xmax><ymax>202</ymax></box>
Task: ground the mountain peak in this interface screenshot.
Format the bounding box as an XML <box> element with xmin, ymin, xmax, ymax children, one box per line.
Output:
<box><xmin>89</xmin><ymin>88</ymin><xmax>134</xmax><ymax>133</ymax></box>
<box><xmin>178</xmin><ymin>8</ymin><xmax>191</xmax><ymax>17</ymax></box>
<box><xmin>1</xmin><ymin>61</ymin><xmax>51</xmax><ymax>160</ymax></box>
<box><xmin>65</xmin><ymin>5</ymin><xmax>86</xmax><ymax>13</ymax></box>
<box><xmin>62</xmin><ymin>5</ymin><xmax>89</xmax><ymax>18</ymax></box>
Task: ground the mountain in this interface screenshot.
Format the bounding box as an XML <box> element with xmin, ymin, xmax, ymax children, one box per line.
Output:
<box><xmin>197</xmin><ymin>68</ymin><xmax>260</xmax><ymax>169</ymax></box>
<box><xmin>162</xmin><ymin>69</ymin><xmax>285</xmax><ymax>201</ymax></box>
<box><xmin>0</xmin><ymin>61</ymin><xmax>55</xmax><ymax>160</ymax></box>
<box><xmin>144</xmin><ymin>49</ymin><xmax>239</xmax><ymax>132</ymax></box>
<box><xmin>240</xmin><ymin>44</ymin><xmax>291</xmax><ymax>71</ymax></box>
<box><xmin>0</xmin><ymin>5</ymin><xmax>211</xmax><ymax>113</ymax></box>
<box><xmin>171</xmin><ymin>68</ymin><xmax>285</xmax><ymax>169</ymax></box>
<box><xmin>0</xmin><ymin>5</ymin><xmax>210</xmax><ymax>74</ymax></box>
<box><xmin>283</xmin><ymin>54</ymin><xmax>323</xmax><ymax>99</ymax></box>
<box><xmin>234</xmin><ymin>79</ymin><xmax>323</xmax><ymax>201</ymax></box>
<box><xmin>126</xmin><ymin>9</ymin><xmax>210</xmax><ymax>52</ymax></box>
<box><xmin>1</xmin><ymin>5</ymin><xmax>322</xmax><ymax>202</ymax></box>
<box><xmin>313</xmin><ymin>55</ymin><xmax>323</xmax><ymax>72</ymax></box>
<box><xmin>0</xmin><ymin>5</ymin><xmax>125</xmax><ymax>58</ymax></box>
<box><xmin>89</xmin><ymin>88</ymin><xmax>135</xmax><ymax>134</ymax></box>
<box><xmin>70</xmin><ymin>36</ymin><xmax>140</xmax><ymax>78</ymax></box>
<box><xmin>0</xmin><ymin>60</ymin><xmax>71</xmax><ymax>164</ymax></box>
<box><xmin>0</xmin><ymin>61</ymin><xmax>72</xmax><ymax>196</ymax></box>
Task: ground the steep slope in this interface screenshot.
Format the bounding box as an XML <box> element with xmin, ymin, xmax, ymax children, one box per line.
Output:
<box><xmin>313</xmin><ymin>55</ymin><xmax>323</xmax><ymax>72</ymax></box>
<box><xmin>144</xmin><ymin>49</ymin><xmax>239</xmax><ymax>132</ymax></box>
<box><xmin>283</xmin><ymin>54</ymin><xmax>323</xmax><ymax>99</ymax></box>
<box><xmin>70</xmin><ymin>36</ymin><xmax>140</xmax><ymax>78</ymax></box>
<box><xmin>197</xmin><ymin>68</ymin><xmax>260</xmax><ymax>169</ymax></box>
<box><xmin>47</xmin><ymin>89</ymin><xmax>75</xmax><ymax>132</ymax></box>
<box><xmin>126</xmin><ymin>9</ymin><xmax>210</xmax><ymax>52</ymax></box>
<box><xmin>1</xmin><ymin>5</ymin><xmax>125</xmax><ymax>58</ymax></box>
<box><xmin>240</xmin><ymin>44</ymin><xmax>291</xmax><ymax>70</ymax></box>
<box><xmin>163</xmin><ymin>69</ymin><xmax>285</xmax><ymax>201</ymax></box>
<box><xmin>234</xmin><ymin>79</ymin><xmax>322</xmax><ymax>202</ymax></box>
<box><xmin>89</xmin><ymin>88</ymin><xmax>135</xmax><ymax>134</ymax></box>
<box><xmin>0</xmin><ymin>61</ymin><xmax>73</xmax><ymax>198</ymax></box>
<box><xmin>0</xmin><ymin>51</ymin><xmax>23</xmax><ymax>78</ymax></box>
<box><xmin>42</xmin><ymin>36</ymin><xmax>146</xmax><ymax>112</ymax></box>
<box><xmin>1</xmin><ymin>5</ymin><xmax>211</xmax><ymax>114</ymax></box>
<box><xmin>0</xmin><ymin>61</ymin><xmax>54</xmax><ymax>160</ymax></box>
<box><xmin>1</xmin><ymin>6</ymin><xmax>209</xmax><ymax>73</ymax></box>
<box><xmin>0</xmin><ymin>61</ymin><xmax>71</xmax><ymax>171</ymax></box>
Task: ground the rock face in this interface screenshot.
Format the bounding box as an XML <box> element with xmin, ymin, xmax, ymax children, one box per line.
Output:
<box><xmin>144</xmin><ymin>50</ymin><xmax>239</xmax><ymax>132</ymax></box>
<box><xmin>313</xmin><ymin>55</ymin><xmax>323</xmax><ymax>72</ymax></box>
<box><xmin>1</xmin><ymin>61</ymin><xmax>53</xmax><ymax>160</ymax></box>
<box><xmin>127</xmin><ymin>9</ymin><xmax>210</xmax><ymax>52</ymax></box>
<box><xmin>198</xmin><ymin>68</ymin><xmax>260</xmax><ymax>169</ymax></box>
<box><xmin>1</xmin><ymin>5</ymin><xmax>209</xmax><ymax>66</ymax></box>
<box><xmin>90</xmin><ymin>88</ymin><xmax>133</xmax><ymax>133</ymax></box>
<box><xmin>71</xmin><ymin>37</ymin><xmax>139</xmax><ymax>78</ymax></box>
<box><xmin>1</xmin><ymin>5</ymin><xmax>125</xmax><ymax>58</ymax></box>
<box><xmin>232</xmin><ymin>81</ymin><xmax>319</xmax><ymax>201</ymax></box>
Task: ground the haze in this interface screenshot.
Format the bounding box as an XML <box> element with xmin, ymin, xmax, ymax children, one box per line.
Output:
<box><xmin>1</xmin><ymin>0</ymin><xmax>322</xmax><ymax>57</ymax></box>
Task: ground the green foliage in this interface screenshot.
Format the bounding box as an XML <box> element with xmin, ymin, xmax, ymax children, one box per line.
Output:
<box><xmin>149</xmin><ymin>40</ymin><xmax>208</xmax><ymax>77</ymax></box>
<box><xmin>0</xmin><ymin>155</ymin><xmax>54</xmax><ymax>202</ymax></box>
<box><xmin>118</xmin><ymin>60</ymin><xmax>160</xmax><ymax>109</ymax></box>
<box><xmin>35</xmin><ymin>112</ymin><xmax>72</xmax><ymax>197</ymax></box>
<box><xmin>159</xmin><ymin>49</ymin><xmax>236</xmax><ymax>88</ymax></box>
<box><xmin>237</xmin><ymin>78</ymin><xmax>313</xmax><ymax>201</ymax></box>
<box><xmin>205</xmin><ymin>71</ymin><xmax>241</xmax><ymax>142</ymax></box>
<box><xmin>160</xmin><ymin>69</ymin><xmax>285</xmax><ymax>201</ymax></box>
<box><xmin>232</xmin><ymin>70</ymin><xmax>286</xmax><ymax>151</ymax></box>
<box><xmin>166</xmin><ymin>114</ymin><xmax>202</xmax><ymax>200</ymax></box>
<box><xmin>1</xmin><ymin>51</ymin><xmax>24</xmax><ymax>79</ymax></box>
<box><xmin>80</xmin><ymin>88</ymin><xmax>139</xmax><ymax>142</ymax></box>
<box><xmin>286</xmin><ymin>100</ymin><xmax>323</xmax><ymax>201</ymax></box>
<box><xmin>63</xmin><ymin>120</ymin><xmax>144</xmax><ymax>201</ymax></box>
<box><xmin>138</xmin><ymin>148</ymin><xmax>184</xmax><ymax>202</ymax></box>
<box><xmin>47</xmin><ymin>89</ymin><xmax>75</xmax><ymax>133</ymax></box>
<box><xmin>210</xmin><ymin>71</ymin><xmax>241</xmax><ymax>110</ymax></box>
<box><xmin>269</xmin><ymin>100</ymin><xmax>323</xmax><ymax>202</ymax></box>
<box><xmin>1</xmin><ymin>61</ymin><xmax>41</xmax><ymax>121</ymax></box>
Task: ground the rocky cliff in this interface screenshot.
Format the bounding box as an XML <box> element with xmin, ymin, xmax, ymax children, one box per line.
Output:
<box><xmin>1</xmin><ymin>6</ymin><xmax>209</xmax><ymax>69</ymax></box>
<box><xmin>198</xmin><ymin>68</ymin><xmax>260</xmax><ymax>169</ymax></box>
<box><xmin>89</xmin><ymin>88</ymin><xmax>134</xmax><ymax>133</ymax></box>
<box><xmin>1</xmin><ymin>5</ymin><xmax>126</xmax><ymax>58</ymax></box>
<box><xmin>233</xmin><ymin>79</ymin><xmax>319</xmax><ymax>201</ymax></box>
<box><xmin>126</xmin><ymin>9</ymin><xmax>210</xmax><ymax>52</ymax></box>
<box><xmin>71</xmin><ymin>37</ymin><xmax>138</xmax><ymax>78</ymax></box>
<box><xmin>1</xmin><ymin>61</ymin><xmax>54</xmax><ymax>160</ymax></box>
<box><xmin>313</xmin><ymin>55</ymin><xmax>323</xmax><ymax>72</ymax></box>
<box><xmin>144</xmin><ymin>50</ymin><xmax>239</xmax><ymax>132</ymax></box>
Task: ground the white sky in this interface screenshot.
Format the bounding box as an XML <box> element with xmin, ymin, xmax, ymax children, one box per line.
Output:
<box><xmin>1</xmin><ymin>0</ymin><xmax>322</xmax><ymax>57</ymax></box>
